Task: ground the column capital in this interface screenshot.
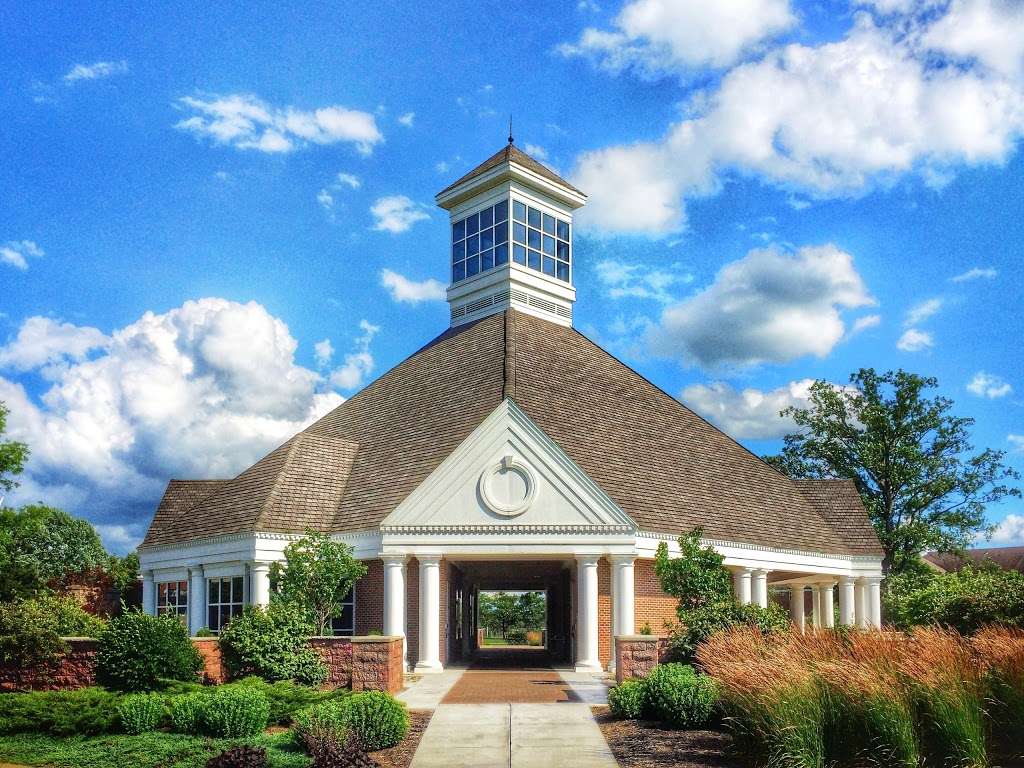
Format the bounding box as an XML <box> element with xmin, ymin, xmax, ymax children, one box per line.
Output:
<box><xmin>729</xmin><ymin>565</ymin><xmax>753</xmax><ymax>574</ymax></box>
<box><xmin>862</xmin><ymin>574</ymin><xmax>884</xmax><ymax>585</ymax></box>
<box><xmin>249</xmin><ymin>561</ymin><xmax>272</xmax><ymax>574</ymax></box>
<box><xmin>416</xmin><ymin>553</ymin><xmax>443</xmax><ymax>565</ymax></box>
<box><xmin>379</xmin><ymin>553</ymin><xmax>409</xmax><ymax>566</ymax></box>
<box><xmin>838</xmin><ymin>574</ymin><xmax>857</xmax><ymax>585</ymax></box>
<box><xmin>142</xmin><ymin>569</ymin><xmax>155</xmax><ymax>579</ymax></box>
<box><xmin>816</xmin><ymin>579</ymin><xmax>836</xmax><ymax>587</ymax></box>
<box><xmin>752</xmin><ymin>568</ymin><xmax>771</xmax><ymax>576</ymax></box>
<box><xmin>609</xmin><ymin>554</ymin><xmax>636</xmax><ymax>566</ymax></box>
<box><xmin>575</xmin><ymin>554</ymin><xmax>601</xmax><ymax>566</ymax></box>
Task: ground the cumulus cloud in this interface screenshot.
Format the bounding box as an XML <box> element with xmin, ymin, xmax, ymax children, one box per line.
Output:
<box><xmin>951</xmin><ymin>266</ymin><xmax>998</xmax><ymax>282</ymax></box>
<box><xmin>1</xmin><ymin>240</ymin><xmax>43</xmax><ymax>271</ymax></box>
<box><xmin>680</xmin><ymin>378</ymin><xmax>818</xmax><ymax>439</ymax></box>
<box><xmin>175</xmin><ymin>93</ymin><xmax>383</xmax><ymax>155</ymax></box>
<box><xmin>63</xmin><ymin>60</ymin><xmax>128</xmax><ymax>83</ymax></box>
<box><xmin>524</xmin><ymin>143</ymin><xmax>549</xmax><ymax>160</ymax></box>
<box><xmin>313</xmin><ymin>339</ymin><xmax>334</xmax><ymax>367</ymax></box>
<box><xmin>571</xmin><ymin>4</ymin><xmax>1024</xmax><ymax>234</ymax></box>
<box><xmin>1010</xmin><ymin>434</ymin><xmax>1024</xmax><ymax>453</ymax></box>
<box><xmin>967</xmin><ymin>371</ymin><xmax>1013</xmax><ymax>398</ymax></box>
<box><xmin>646</xmin><ymin>244</ymin><xmax>874</xmax><ymax>368</ymax></box>
<box><xmin>380</xmin><ymin>269</ymin><xmax>446</xmax><ymax>304</ymax></box>
<box><xmin>370</xmin><ymin>195</ymin><xmax>430</xmax><ymax>233</ymax></box>
<box><xmin>989</xmin><ymin>513</ymin><xmax>1024</xmax><ymax>545</ymax></box>
<box><xmin>0</xmin><ymin>317</ymin><xmax>107</xmax><ymax>372</ymax></box>
<box><xmin>559</xmin><ymin>0</ymin><xmax>795</xmax><ymax>75</ymax></box>
<box><xmin>328</xmin><ymin>320</ymin><xmax>380</xmax><ymax>390</ymax></box>
<box><xmin>594</xmin><ymin>259</ymin><xmax>692</xmax><ymax>303</ymax></box>
<box><xmin>897</xmin><ymin>328</ymin><xmax>934</xmax><ymax>352</ymax></box>
<box><xmin>0</xmin><ymin>299</ymin><xmax>344</xmax><ymax>551</ymax></box>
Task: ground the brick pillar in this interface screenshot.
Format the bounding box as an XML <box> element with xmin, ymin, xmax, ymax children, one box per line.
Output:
<box><xmin>615</xmin><ymin>635</ymin><xmax>664</xmax><ymax>684</ymax></box>
<box><xmin>351</xmin><ymin>636</ymin><xmax>405</xmax><ymax>694</ymax></box>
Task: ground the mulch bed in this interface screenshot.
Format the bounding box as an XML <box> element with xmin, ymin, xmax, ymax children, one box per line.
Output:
<box><xmin>371</xmin><ymin>709</ymin><xmax>432</xmax><ymax>768</ymax></box>
<box><xmin>592</xmin><ymin>706</ymin><xmax>740</xmax><ymax>768</ymax></box>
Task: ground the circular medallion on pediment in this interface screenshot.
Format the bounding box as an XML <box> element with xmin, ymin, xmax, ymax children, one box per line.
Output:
<box><xmin>479</xmin><ymin>455</ymin><xmax>537</xmax><ymax>517</ymax></box>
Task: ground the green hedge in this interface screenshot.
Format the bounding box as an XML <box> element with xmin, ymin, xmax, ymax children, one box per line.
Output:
<box><xmin>609</xmin><ymin>663</ymin><xmax>719</xmax><ymax>729</ymax></box>
<box><xmin>117</xmin><ymin>693</ymin><xmax>165</xmax><ymax>735</ymax></box>
<box><xmin>293</xmin><ymin>691</ymin><xmax>408</xmax><ymax>753</ymax></box>
<box><xmin>96</xmin><ymin>610</ymin><xmax>203</xmax><ymax>691</ymax></box>
<box><xmin>218</xmin><ymin>605</ymin><xmax>327</xmax><ymax>687</ymax></box>
<box><xmin>0</xmin><ymin>688</ymin><xmax>123</xmax><ymax>736</ymax></box>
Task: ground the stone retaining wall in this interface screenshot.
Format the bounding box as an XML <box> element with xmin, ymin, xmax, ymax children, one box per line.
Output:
<box><xmin>0</xmin><ymin>635</ymin><xmax>404</xmax><ymax>693</ymax></box>
<box><xmin>614</xmin><ymin>634</ymin><xmax>670</xmax><ymax>684</ymax></box>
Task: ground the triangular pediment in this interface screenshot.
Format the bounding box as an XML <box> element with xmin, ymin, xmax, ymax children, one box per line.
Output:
<box><xmin>381</xmin><ymin>400</ymin><xmax>635</xmax><ymax>531</ymax></box>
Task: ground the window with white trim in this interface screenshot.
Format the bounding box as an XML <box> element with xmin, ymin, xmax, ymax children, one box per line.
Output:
<box><xmin>329</xmin><ymin>585</ymin><xmax>356</xmax><ymax>636</ymax></box>
<box><xmin>207</xmin><ymin>576</ymin><xmax>244</xmax><ymax>633</ymax></box>
<box><xmin>157</xmin><ymin>580</ymin><xmax>188</xmax><ymax>622</ymax></box>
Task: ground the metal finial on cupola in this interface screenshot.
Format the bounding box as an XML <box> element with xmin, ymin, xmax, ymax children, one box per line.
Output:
<box><xmin>508</xmin><ymin>115</ymin><xmax>514</xmax><ymax>146</ymax></box>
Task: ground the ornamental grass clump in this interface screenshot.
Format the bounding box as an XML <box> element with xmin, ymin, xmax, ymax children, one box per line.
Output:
<box><xmin>973</xmin><ymin>625</ymin><xmax>1024</xmax><ymax>750</ymax></box>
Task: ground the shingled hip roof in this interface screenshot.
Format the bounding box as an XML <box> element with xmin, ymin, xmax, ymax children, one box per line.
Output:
<box><xmin>142</xmin><ymin>310</ymin><xmax>883</xmax><ymax>558</ymax></box>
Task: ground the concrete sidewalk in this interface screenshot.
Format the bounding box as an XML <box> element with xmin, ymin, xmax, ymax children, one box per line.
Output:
<box><xmin>409</xmin><ymin>703</ymin><xmax>617</xmax><ymax>768</ymax></box>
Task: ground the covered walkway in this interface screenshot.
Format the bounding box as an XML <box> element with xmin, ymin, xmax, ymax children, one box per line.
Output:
<box><xmin>442</xmin><ymin>648</ymin><xmax>579</xmax><ymax>704</ymax></box>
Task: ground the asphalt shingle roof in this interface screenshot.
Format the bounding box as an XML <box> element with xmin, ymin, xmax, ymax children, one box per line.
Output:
<box><xmin>142</xmin><ymin>310</ymin><xmax>883</xmax><ymax>557</ymax></box>
<box><xmin>437</xmin><ymin>144</ymin><xmax>584</xmax><ymax>197</ymax></box>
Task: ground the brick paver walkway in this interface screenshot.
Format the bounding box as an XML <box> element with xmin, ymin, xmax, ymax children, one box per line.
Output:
<box><xmin>442</xmin><ymin>648</ymin><xmax>581</xmax><ymax>704</ymax></box>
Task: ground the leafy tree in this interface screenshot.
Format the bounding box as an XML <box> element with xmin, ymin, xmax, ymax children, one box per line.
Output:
<box><xmin>269</xmin><ymin>529</ymin><xmax>367</xmax><ymax>635</ymax></box>
<box><xmin>765</xmin><ymin>369</ymin><xmax>1020</xmax><ymax>574</ymax></box>
<box><xmin>0</xmin><ymin>504</ymin><xmax>109</xmax><ymax>600</ymax></box>
<box><xmin>0</xmin><ymin>401</ymin><xmax>29</xmax><ymax>496</ymax></box>
<box><xmin>655</xmin><ymin>528</ymin><xmax>733</xmax><ymax>613</ymax></box>
<box><xmin>106</xmin><ymin>551</ymin><xmax>140</xmax><ymax>594</ymax></box>
<box><xmin>479</xmin><ymin>591</ymin><xmax>522</xmax><ymax>639</ymax></box>
<box><xmin>517</xmin><ymin>591</ymin><xmax>546</xmax><ymax>631</ymax></box>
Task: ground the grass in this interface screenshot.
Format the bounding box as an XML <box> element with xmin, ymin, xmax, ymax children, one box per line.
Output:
<box><xmin>0</xmin><ymin>731</ymin><xmax>310</xmax><ymax>768</ymax></box>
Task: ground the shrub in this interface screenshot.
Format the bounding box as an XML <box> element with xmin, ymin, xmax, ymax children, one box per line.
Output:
<box><xmin>35</xmin><ymin>594</ymin><xmax>108</xmax><ymax>637</ymax></box>
<box><xmin>96</xmin><ymin>609</ymin><xmax>203</xmax><ymax>691</ymax></box>
<box><xmin>884</xmin><ymin>564</ymin><xmax>1024</xmax><ymax>633</ymax></box>
<box><xmin>0</xmin><ymin>687</ymin><xmax>122</xmax><ymax>736</ymax></box>
<box><xmin>234</xmin><ymin>676</ymin><xmax>344</xmax><ymax>725</ymax></box>
<box><xmin>0</xmin><ymin>600</ymin><xmax>69</xmax><ymax>679</ymax></box>
<box><xmin>205</xmin><ymin>745</ymin><xmax>269</xmax><ymax>768</ymax></box>
<box><xmin>608</xmin><ymin>679</ymin><xmax>646</xmax><ymax>720</ymax></box>
<box><xmin>340</xmin><ymin>690</ymin><xmax>409</xmax><ymax>751</ymax></box>
<box><xmin>293</xmin><ymin>698</ymin><xmax>349</xmax><ymax>751</ymax></box>
<box><xmin>169</xmin><ymin>691</ymin><xmax>207</xmax><ymax>734</ymax></box>
<box><xmin>195</xmin><ymin>627</ymin><xmax>216</xmax><ymax>637</ymax></box>
<box><xmin>504</xmin><ymin>629</ymin><xmax>527</xmax><ymax>645</ymax></box>
<box><xmin>117</xmin><ymin>692</ymin><xmax>165</xmax><ymax>734</ymax></box>
<box><xmin>307</xmin><ymin>731</ymin><xmax>376</xmax><ymax>768</ymax></box>
<box><xmin>201</xmin><ymin>685</ymin><xmax>271</xmax><ymax>738</ymax></box>
<box><xmin>218</xmin><ymin>603</ymin><xmax>327</xmax><ymax>686</ymax></box>
<box><xmin>642</xmin><ymin>663</ymin><xmax>718</xmax><ymax>728</ymax></box>
<box><xmin>667</xmin><ymin>600</ymin><xmax>789</xmax><ymax>666</ymax></box>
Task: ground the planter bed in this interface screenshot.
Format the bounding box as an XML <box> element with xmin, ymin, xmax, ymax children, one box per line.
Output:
<box><xmin>591</xmin><ymin>706</ymin><xmax>738</xmax><ymax>768</ymax></box>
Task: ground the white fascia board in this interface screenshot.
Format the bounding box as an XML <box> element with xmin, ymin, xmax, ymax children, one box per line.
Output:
<box><xmin>381</xmin><ymin>399</ymin><xmax>637</xmax><ymax>532</ymax></box>
<box><xmin>379</xmin><ymin>534</ymin><xmax>638</xmax><ymax>559</ymax></box>
<box><xmin>436</xmin><ymin>163</ymin><xmax>585</xmax><ymax>211</ymax></box>
<box><xmin>636</xmin><ymin>533</ymin><xmax>884</xmax><ymax>578</ymax></box>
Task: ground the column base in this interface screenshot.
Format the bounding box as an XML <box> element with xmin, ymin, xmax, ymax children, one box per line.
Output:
<box><xmin>414</xmin><ymin>660</ymin><xmax>444</xmax><ymax>673</ymax></box>
<box><xmin>574</xmin><ymin>661</ymin><xmax>603</xmax><ymax>674</ymax></box>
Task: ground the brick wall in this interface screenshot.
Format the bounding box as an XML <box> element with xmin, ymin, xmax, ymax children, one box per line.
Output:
<box><xmin>193</xmin><ymin>637</ymin><xmax>227</xmax><ymax>684</ymax></box>
<box><xmin>355</xmin><ymin>559</ymin><xmax>384</xmax><ymax>636</ymax></box>
<box><xmin>350</xmin><ymin>637</ymin><xmax>404</xmax><ymax>694</ymax></box>
<box><xmin>634</xmin><ymin>558</ymin><xmax>678</xmax><ymax>635</ymax></box>
<box><xmin>308</xmin><ymin>637</ymin><xmax>355</xmax><ymax>687</ymax></box>
<box><xmin>0</xmin><ymin>638</ymin><xmax>98</xmax><ymax>692</ymax></box>
<box><xmin>406</xmin><ymin>558</ymin><xmax>420</xmax><ymax>667</ymax></box>
<box><xmin>614</xmin><ymin>635</ymin><xmax>670</xmax><ymax>684</ymax></box>
<box><xmin>598</xmin><ymin>558</ymin><xmax>612</xmax><ymax>668</ymax></box>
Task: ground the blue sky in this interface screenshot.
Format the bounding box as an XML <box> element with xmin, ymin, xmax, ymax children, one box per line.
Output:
<box><xmin>2</xmin><ymin>0</ymin><xmax>1024</xmax><ymax>553</ymax></box>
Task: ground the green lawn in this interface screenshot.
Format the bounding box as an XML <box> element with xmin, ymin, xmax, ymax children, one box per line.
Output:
<box><xmin>0</xmin><ymin>732</ymin><xmax>310</xmax><ymax>768</ymax></box>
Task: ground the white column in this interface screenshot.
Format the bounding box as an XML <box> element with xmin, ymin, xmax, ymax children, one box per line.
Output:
<box><xmin>820</xmin><ymin>582</ymin><xmax>835</xmax><ymax>628</ymax></box>
<box><xmin>382</xmin><ymin>555</ymin><xmax>408</xmax><ymax>670</ymax></box>
<box><xmin>416</xmin><ymin>555</ymin><xmax>443</xmax><ymax>672</ymax></box>
<box><xmin>732</xmin><ymin>568</ymin><xmax>752</xmax><ymax>605</ymax></box>
<box><xmin>790</xmin><ymin>586</ymin><xmax>805</xmax><ymax>632</ymax></box>
<box><xmin>188</xmin><ymin>565</ymin><xmax>206</xmax><ymax>635</ymax></box>
<box><xmin>610</xmin><ymin>556</ymin><xmax>635</xmax><ymax>671</ymax></box>
<box><xmin>838</xmin><ymin>576</ymin><xmax>856</xmax><ymax>626</ymax></box>
<box><xmin>752</xmin><ymin>569</ymin><xmax>770</xmax><ymax>608</ymax></box>
<box><xmin>855</xmin><ymin>578</ymin><xmax>869</xmax><ymax>629</ymax></box>
<box><xmin>866</xmin><ymin>576</ymin><xmax>882</xmax><ymax>629</ymax></box>
<box><xmin>250</xmin><ymin>562</ymin><xmax>272</xmax><ymax>609</ymax></box>
<box><xmin>811</xmin><ymin>584</ymin><xmax>823</xmax><ymax>629</ymax></box>
<box><xmin>575</xmin><ymin>555</ymin><xmax>601</xmax><ymax>672</ymax></box>
<box><xmin>142</xmin><ymin>570</ymin><xmax>156</xmax><ymax>615</ymax></box>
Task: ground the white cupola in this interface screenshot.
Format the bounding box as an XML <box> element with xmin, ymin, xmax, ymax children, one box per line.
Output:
<box><xmin>435</xmin><ymin>139</ymin><xmax>587</xmax><ymax>328</ymax></box>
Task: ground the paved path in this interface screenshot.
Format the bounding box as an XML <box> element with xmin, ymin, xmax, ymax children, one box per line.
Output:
<box><xmin>404</xmin><ymin>655</ymin><xmax>616</xmax><ymax>768</ymax></box>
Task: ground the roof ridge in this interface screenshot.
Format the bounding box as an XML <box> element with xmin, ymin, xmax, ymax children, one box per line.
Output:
<box><xmin>255</xmin><ymin>433</ymin><xmax>303</xmax><ymax>530</ymax></box>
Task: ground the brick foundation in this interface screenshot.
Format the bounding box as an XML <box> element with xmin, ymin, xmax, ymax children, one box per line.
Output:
<box><xmin>0</xmin><ymin>638</ymin><xmax>98</xmax><ymax>692</ymax></box>
<box><xmin>614</xmin><ymin>635</ymin><xmax>670</xmax><ymax>684</ymax></box>
<box><xmin>1</xmin><ymin>635</ymin><xmax>404</xmax><ymax>693</ymax></box>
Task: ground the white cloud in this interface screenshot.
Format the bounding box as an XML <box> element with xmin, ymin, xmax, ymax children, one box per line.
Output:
<box><xmin>989</xmin><ymin>513</ymin><xmax>1024</xmax><ymax>545</ymax></box>
<box><xmin>680</xmin><ymin>378</ymin><xmax>819</xmax><ymax>439</ymax></box>
<box><xmin>647</xmin><ymin>243</ymin><xmax>874</xmax><ymax>368</ymax></box>
<box><xmin>594</xmin><ymin>259</ymin><xmax>692</xmax><ymax>303</ymax></box>
<box><xmin>571</xmin><ymin>7</ymin><xmax>1024</xmax><ymax>234</ymax></box>
<box><xmin>328</xmin><ymin>320</ymin><xmax>380</xmax><ymax>390</ymax></box>
<box><xmin>63</xmin><ymin>60</ymin><xmax>128</xmax><ymax>83</ymax></box>
<box><xmin>905</xmin><ymin>297</ymin><xmax>944</xmax><ymax>326</ymax></box>
<box><xmin>0</xmin><ymin>317</ymin><xmax>107</xmax><ymax>372</ymax></box>
<box><xmin>559</xmin><ymin>0</ymin><xmax>796</xmax><ymax>75</ymax></box>
<box><xmin>848</xmin><ymin>313</ymin><xmax>882</xmax><ymax>337</ymax></box>
<box><xmin>967</xmin><ymin>371</ymin><xmax>1012</xmax><ymax>398</ymax></box>
<box><xmin>335</xmin><ymin>172</ymin><xmax>361</xmax><ymax>189</ymax></box>
<box><xmin>1</xmin><ymin>240</ymin><xmax>43</xmax><ymax>271</ymax></box>
<box><xmin>951</xmin><ymin>266</ymin><xmax>998</xmax><ymax>282</ymax></box>
<box><xmin>317</xmin><ymin>172</ymin><xmax>361</xmax><ymax>212</ymax></box>
<box><xmin>897</xmin><ymin>327</ymin><xmax>934</xmax><ymax>352</ymax></box>
<box><xmin>0</xmin><ymin>299</ymin><xmax>344</xmax><ymax>550</ymax></box>
<box><xmin>923</xmin><ymin>0</ymin><xmax>1024</xmax><ymax>78</ymax></box>
<box><xmin>175</xmin><ymin>93</ymin><xmax>383</xmax><ymax>155</ymax></box>
<box><xmin>380</xmin><ymin>269</ymin><xmax>446</xmax><ymax>304</ymax></box>
<box><xmin>1009</xmin><ymin>434</ymin><xmax>1024</xmax><ymax>453</ymax></box>
<box><xmin>313</xmin><ymin>339</ymin><xmax>334</xmax><ymax>367</ymax></box>
<box><xmin>397</xmin><ymin>112</ymin><xmax>415</xmax><ymax>127</ymax></box>
<box><xmin>524</xmin><ymin>143</ymin><xmax>549</xmax><ymax>160</ymax></box>
<box><xmin>370</xmin><ymin>195</ymin><xmax>430</xmax><ymax>233</ymax></box>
